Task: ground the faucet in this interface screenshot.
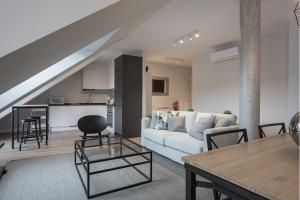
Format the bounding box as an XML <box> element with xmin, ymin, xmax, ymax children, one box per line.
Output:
<box><xmin>88</xmin><ymin>93</ymin><xmax>92</xmax><ymax>104</ymax></box>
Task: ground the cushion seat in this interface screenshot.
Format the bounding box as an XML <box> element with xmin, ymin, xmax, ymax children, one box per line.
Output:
<box><xmin>164</xmin><ymin>134</ymin><xmax>204</xmax><ymax>154</ymax></box>
<box><xmin>142</xmin><ymin>129</ymin><xmax>186</xmax><ymax>145</ymax></box>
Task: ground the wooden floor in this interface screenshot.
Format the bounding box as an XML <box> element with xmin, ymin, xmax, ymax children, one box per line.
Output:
<box><xmin>0</xmin><ymin>131</ymin><xmax>84</xmax><ymax>161</ymax></box>
<box><xmin>0</xmin><ymin>131</ymin><xmax>140</xmax><ymax>162</ymax></box>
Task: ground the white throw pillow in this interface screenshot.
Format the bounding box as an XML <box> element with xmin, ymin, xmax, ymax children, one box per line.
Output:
<box><xmin>188</xmin><ymin>115</ymin><xmax>215</xmax><ymax>140</ymax></box>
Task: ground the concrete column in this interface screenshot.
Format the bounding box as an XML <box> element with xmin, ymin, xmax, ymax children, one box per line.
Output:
<box><xmin>239</xmin><ymin>0</ymin><xmax>261</xmax><ymax>140</ymax></box>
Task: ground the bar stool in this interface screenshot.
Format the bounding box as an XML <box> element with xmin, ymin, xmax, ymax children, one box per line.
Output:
<box><xmin>30</xmin><ymin>116</ymin><xmax>43</xmax><ymax>142</ymax></box>
<box><xmin>19</xmin><ymin>118</ymin><xmax>40</xmax><ymax>151</ymax></box>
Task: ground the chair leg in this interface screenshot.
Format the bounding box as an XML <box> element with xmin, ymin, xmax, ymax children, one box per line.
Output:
<box><xmin>98</xmin><ymin>132</ymin><xmax>103</xmax><ymax>147</ymax></box>
<box><xmin>81</xmin><ymin>133</ymin><xmax>87</xmax><ymax>147</ymax></box>
<box><xmin>19</xmin><ymin>123</ymin><xmax>25</xmax><ymax>151</ymax></box>
<box><xmin>38</xmin><ymin>118</ymin><xmax>43</xmax><ymax>142</ymax></box>
<box><xmin>213</xmin><ymin>190</ymin><xmax>220</xmax><ymax>200</ymax></box>
<box><xmin>34</xmin><ymin>121</ymin><xmax>40</xmax><ymax>148</ymax></box>
<box><xmin>107</xmin><ymin>136</ymin><xmax>111</xmax><ymax>156</ymax></box>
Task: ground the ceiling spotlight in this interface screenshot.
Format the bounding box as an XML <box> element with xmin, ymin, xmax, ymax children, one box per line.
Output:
<box><xmin>188</xmin><ymin>34</ymin><xmax>193</xmax><ymax>41</ymax></box>
<box><xmin>179</xmin><ymin>39</ymin><xmax>184</xmax><ymax>44</ymax></box>
<box><xmin>194</xmin><ymin>32</ymin><xmax>200</xmax><ymax>38</ymax></box>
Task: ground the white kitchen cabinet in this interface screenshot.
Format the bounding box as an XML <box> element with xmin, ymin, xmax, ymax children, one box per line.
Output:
<box><xmin>49</xmin><ymin>105</ymin><xmax>107</xmax><ymax>132</ymax></box>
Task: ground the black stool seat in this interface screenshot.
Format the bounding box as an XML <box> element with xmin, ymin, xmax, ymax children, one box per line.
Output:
<box><xmin>30</xmin><ymin>116</ymin><xmax>43</xmax><ymax>142</ymax></box>
<box><xmin>19</xmin><ymin>118</ymin><xmax>40</xmax><ymax>151</ymax></box>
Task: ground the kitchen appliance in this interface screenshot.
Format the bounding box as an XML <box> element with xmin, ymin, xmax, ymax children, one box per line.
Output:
<box><xmin>49</xmin><ymin>96</ymin><xmax>64</xmax><ymax>105</ymax></box>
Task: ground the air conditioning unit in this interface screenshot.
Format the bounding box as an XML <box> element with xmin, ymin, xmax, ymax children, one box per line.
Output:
<box><xmin>210</xmin><ymin>47</ymin><xmax>239</xmax><ymax>63</ymax></box>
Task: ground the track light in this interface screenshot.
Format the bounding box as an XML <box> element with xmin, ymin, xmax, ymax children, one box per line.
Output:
<box><xmin>172</xmin><ymin>30</ymin><xmax>200</xmax><ymax>46</ymax></box>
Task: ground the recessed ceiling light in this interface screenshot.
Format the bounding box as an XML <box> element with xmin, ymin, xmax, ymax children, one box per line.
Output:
<box><xmin>194</xmin><ymin>33</ymin><xmax>200</xmax><ymax>38</ymax></box>
<box><xmin>188</xmin><ymin>34</ymin><xmax>193</xmax><ymax>41</ymax></box>
<box><xmin>179</xmin><ymin>39</ymin><xmax>184</xmax><ymax>44</ymax></box>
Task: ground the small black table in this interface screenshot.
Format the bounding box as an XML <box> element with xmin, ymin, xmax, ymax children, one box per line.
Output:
<box><xmin>74</xmin><ymin>135</ymin><xmax>152</xmax><ymax>199</ymax></box>
<box><xmin>11</xmin><ymin>105</ymin><xmax>49</xmax><ymax>149</ymax></box>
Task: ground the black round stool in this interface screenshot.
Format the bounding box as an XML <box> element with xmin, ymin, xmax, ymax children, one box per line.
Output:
<box><xmin>19</xmin><ymin>118</ymin><xmax>40</xmax><ymax>151</ymax></box>
<box><xmin>31</xmin><ymin>116</ymin><xmax>43</xmax><ymax>142</ymax></box>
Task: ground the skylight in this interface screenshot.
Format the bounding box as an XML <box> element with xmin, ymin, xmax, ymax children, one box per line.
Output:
<box><xmin>0</xmin><ymin>29</ymin><xmax>119</xmax><ymax>116</ymax></box>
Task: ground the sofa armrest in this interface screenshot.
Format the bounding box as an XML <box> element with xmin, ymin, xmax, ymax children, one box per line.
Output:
<box><xmin>141</xmin><ymin>117</ymin><xmax>151</xmax><ymax>130</ymax></box>
<box><xmin>203</xmin><ymin>125</ymin><xmax>239</xmax><ymax>152</ymax></box>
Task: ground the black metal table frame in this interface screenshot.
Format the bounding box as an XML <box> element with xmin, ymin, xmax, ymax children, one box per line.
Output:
<box><xmin>75</xmin><ymin>137</ymin><xmax>152</xmax><ymax>199</ymax></box>
<box><xmin>11</xmin><ymin>105</ymin><xmax>49</xmax><ymax>149</ymax></box>
<box><xmin>185</xmin><ymin>163</ymin><xmax>270</xmax><ymax>200</ymax></box>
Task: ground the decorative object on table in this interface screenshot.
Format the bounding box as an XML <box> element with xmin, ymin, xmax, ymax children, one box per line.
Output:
<box><xmin>294</xmin><ymin>1</ymin><xmax>300</xmax><ymax>26</ymax></box>
<box><xmin>173</xmin><ymin>100</ymin><xmax>179</xmax><ymax>111</ymax></box>
<box><xmin>289</xmin><ymin>112</ymin><xmax>299</xmax><ymax>146</ymax></box>
<box><xmin>187</xmin><ymin>108</ymin><xmax>194</xmax><ymax>112</ymax></box>
<box><xmin>223</xmin><ymin>110</ymin><xmax>232</xmax><ymax>114</ymax></box>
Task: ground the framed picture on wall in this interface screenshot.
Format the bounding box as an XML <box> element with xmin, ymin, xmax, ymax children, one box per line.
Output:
<box><xmin>152</xmin><ymin>77</ymin><xmax>169</xmax><ymax>96</ymax></box>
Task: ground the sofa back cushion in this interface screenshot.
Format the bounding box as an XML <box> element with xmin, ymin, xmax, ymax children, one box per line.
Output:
<box><xmin>195</xmin><ymin>112</ymin><xmax>237</xmax><ymax>127</ymax></box>
<box><xmin>214</xmin><ymin>114</ymin><xmax>237</xmax><ymax>127</ymax></box>
<box><xmin>188</xmin><ymin>115</ymin><xmax>215</xmax><ymax>140</ymax></box>
<box><xmin>168</xmin><ymin>116</ymin><xmax>186</xmax><ymax>132</ymax></box>
<box><xmin>176</xmin><ymin>111</ymin><xmax>197</xmax><ymax>132</ymax></box>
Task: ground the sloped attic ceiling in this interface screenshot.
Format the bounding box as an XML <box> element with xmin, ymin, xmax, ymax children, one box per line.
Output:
<box><xmin>0</xmin><ymin>0</ymin><xmax>120</xmax><ymax>58</ymax></box>
<box><xmin>0</xmin><ymin>0</ymin><xmax>172</xmax><ymax>95</ymax></box>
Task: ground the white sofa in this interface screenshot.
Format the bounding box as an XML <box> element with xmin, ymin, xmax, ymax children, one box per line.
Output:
<box><xmin>141</xmin><ymin>111</ymin><xmax>239</xmax><ymax>164</ymax></box>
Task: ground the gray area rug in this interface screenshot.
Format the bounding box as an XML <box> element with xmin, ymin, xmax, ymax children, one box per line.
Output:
<box><xmin>0</xmin><ymin>153</ymin><xmax>213</xmax><ymax>200</ymax></box>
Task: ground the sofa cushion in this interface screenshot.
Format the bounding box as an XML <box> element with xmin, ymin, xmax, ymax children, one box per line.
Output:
<box><xmin>165</xmin><ymin>134</ymin><xmax>204</xmax><ymax>154</ymax></box>
<box><xmin>214</xmin><ymin>114</ymin><xmax>237</xmax><ymax>126</ymax></box>
<box><xmin>142</xmin><ymin>129</ymin><xmax>185</xmax><ymax>145</ymax></box>
<box><xmin>168</xmin><ymin>116</ymin><xmax>186</xmax><ymax>132</ymax></box>
<box><xmin>214</xmin><ymin>118</ymin><xmax>231</xmax><ymax>127</ymax></box>
<box><xmin>195</xmin><ymin>112</ymin><xmax>215</xmax><ymax>123</ymax></box>
<box><xmin>177</xmin><ymin>111</ymin><xmax>197</xmax><ymax>132</ymax></box>
<box><xmin>188</xmin><ymin>115</ymin><xmax>215</xmax><ymax>139</ymax></box>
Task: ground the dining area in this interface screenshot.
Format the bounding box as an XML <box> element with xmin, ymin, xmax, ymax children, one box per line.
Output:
<box><xmin>183</xmin><ymin>113</ymin><xmax>300</xmax><ymax>200</ymax></box>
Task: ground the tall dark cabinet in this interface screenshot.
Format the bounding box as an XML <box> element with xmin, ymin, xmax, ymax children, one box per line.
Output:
<box><xmin>114</xmin><ymin>55</ymin><xmax>143</xmax><ymax>138</ymax></box>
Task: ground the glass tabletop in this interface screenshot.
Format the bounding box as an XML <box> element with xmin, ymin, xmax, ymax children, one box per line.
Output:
<box><xmin>75</xmin><ymin>136</ymin><xmax>151</xmax><ymax>163</ymax></box>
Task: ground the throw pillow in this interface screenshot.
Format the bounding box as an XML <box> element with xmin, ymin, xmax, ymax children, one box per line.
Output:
<box><xmin>154</xmin><ymin>111</ymin><xmax>173</xmax><ymax>130</ymax></box>
<box><xmin>168</xmin><ymin>116</ymin><xmax>186</xmax><ymax>132</ymax></box>
<box><xmin>149</xmin><ymin>113</ymin><xmax>157</xmax><ymax>129</ymax></box>
<box><xmin>188</xmin><ymin>115</ymin><xmax>215</xmax><ymax>140</ymax></box>
<box><xmin>214</xmin><ymin>118</ymin><xmax>231</xmax><ymax>128</ymax></box>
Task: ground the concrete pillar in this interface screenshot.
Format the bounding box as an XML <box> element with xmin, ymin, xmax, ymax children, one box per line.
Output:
<box><xmin>239</xmin><ymin>0</ymin><xmax>261</xmax><ymax>140</ymax></box>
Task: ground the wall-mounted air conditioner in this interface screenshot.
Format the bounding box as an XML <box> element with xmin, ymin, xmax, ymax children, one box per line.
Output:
<box><xmin>210</xmin><ymin>47</ymin><xmax>239</xmax><ymax>63</ymax></box>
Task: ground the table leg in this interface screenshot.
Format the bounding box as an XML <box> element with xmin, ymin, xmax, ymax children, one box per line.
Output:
<box><xmin>46</xmin><ymin>106</ymin><xmax>49</xmax><ymax>145</ymax></box>
<box><xmin>17</xmin><ymin>109</ymin><xmax>20</xmax><ymax>143</ymax></box>
<box><xmin>186</xmin><ymin>165</ymin><xmax>196</xmax><ymax>200</ymax></box>
<box><xmin>11</xmin><ymin>108</ymin><xmax>15</xmax><ymax>149</ymax></box>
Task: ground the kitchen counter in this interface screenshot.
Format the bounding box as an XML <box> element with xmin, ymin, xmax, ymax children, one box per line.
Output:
<box><xmin>49</xmin><ymin>103</ymin><xmax>107</xmax><ymax>106</ymax></box>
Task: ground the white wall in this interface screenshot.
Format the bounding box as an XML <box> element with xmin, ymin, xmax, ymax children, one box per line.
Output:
<box><xmin>192</xmin><ymin>30</ymin><xmax>290</xmax><ymax>123</ymax></box>
<box><xmin>147</xmin><ymin>62</ymin><xmax>192</xmax><ymax>111</ymax></box>
<box><xmin>288</xmin><ymin>13</ymin><xmax>299</xmax><ymax>119</ymax></box>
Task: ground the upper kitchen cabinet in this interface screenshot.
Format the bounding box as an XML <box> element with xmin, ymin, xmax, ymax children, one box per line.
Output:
<box><xmin>82</xmin><ymin>61</ymin><xmax>114</xmax><ymax>90</ymax></box>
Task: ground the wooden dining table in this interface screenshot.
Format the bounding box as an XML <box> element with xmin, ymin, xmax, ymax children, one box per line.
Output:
<box><xmin>183</xmin><ymin>134</ymin><xmax>299</xmax><ymax>200</ymax></box>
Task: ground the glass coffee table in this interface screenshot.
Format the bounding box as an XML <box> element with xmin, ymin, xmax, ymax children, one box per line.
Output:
<box><xmin>74</xmin><ymin>135</ymin><xmax>152</xmax><ymax>199</ymax></box>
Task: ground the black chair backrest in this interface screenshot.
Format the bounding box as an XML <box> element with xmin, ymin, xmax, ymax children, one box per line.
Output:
<box><xmin>78</xmin><ymin>115</ymin><xmax>107</xmax><ymax>134</ymax></box>
<box><xmin>206</xmin><ymin>129</ymin><xmax>248</xmax><ymax>151</ymax></box>
<box><xmin>258</xmin><ymin>123</ymin><xmax>286</xmax><ymax>139</ymax></box>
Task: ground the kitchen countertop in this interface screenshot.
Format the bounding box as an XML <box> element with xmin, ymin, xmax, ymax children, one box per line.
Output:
<box><xmin>49</xmin><ymin>103</ymin><xmax>107</xmax><ymax>106</ymax></box>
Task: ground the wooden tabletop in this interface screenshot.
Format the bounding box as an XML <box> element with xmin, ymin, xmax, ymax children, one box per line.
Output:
<box><xmin>182</xmin><ymin>134</ymin><xmax>299</xmax><ymax>200</ymax></box>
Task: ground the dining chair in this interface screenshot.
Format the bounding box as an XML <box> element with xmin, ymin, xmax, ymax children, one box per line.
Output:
<box><xmin>77</xmin><ymin>115</ymin><xmax>110</xmax><ymax>148</ymax></box>
<box><xmin>258</xmin><ymin>123</ymin><xmax>286</xmax><ymax>139</ymax></box>
<box><xmin>205</xmin><ymin>129</ymin><xmax>248</xmax><ymax>200</ymax></box>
